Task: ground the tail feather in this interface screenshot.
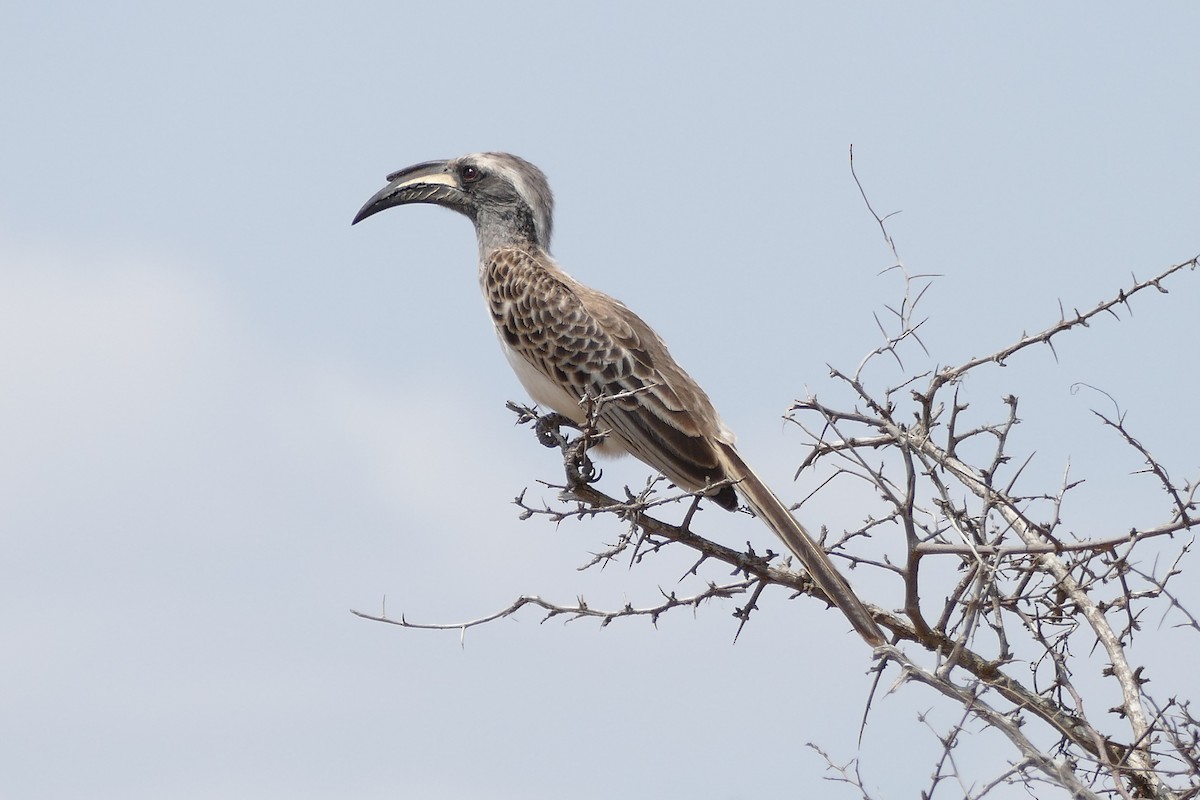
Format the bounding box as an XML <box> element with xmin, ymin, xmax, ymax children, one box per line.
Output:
<box><xmin>717</xmin><ymin>444</ymin><xmax>885</xmax><ymax>646</ymax></box>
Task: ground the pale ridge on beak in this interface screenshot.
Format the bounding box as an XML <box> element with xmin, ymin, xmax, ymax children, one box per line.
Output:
<box><xmin>351</xmin><ymin>159</ymin><xmax>458</xmax><ymax>225</ymax></box>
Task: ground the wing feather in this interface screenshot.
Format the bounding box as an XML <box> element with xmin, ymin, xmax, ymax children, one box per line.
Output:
<box><xmin>482</xmin><ymin>248</ymin><xmax>736</xmax><ymax>507</ymax></box>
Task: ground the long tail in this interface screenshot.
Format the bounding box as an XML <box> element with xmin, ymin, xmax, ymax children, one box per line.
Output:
<box><xmin>717</xmin><ymin>444</ymin><xmax>885</xmax><ymax>646</ymax></box>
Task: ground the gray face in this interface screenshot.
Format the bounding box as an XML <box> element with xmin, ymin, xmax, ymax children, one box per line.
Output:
<box><xmin>451</xmin><ymin>152</ymin><xmax>555</xmax><ymax>247</ymax></box>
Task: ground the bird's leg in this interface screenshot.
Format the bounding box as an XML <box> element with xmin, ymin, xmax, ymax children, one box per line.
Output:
<box><xmin>527</xmin><ymin>409</ymin><xmax>603</xmax><ymax>488</ymax></box>
<box><xmin>564</xmin><ymin>433</ymin><xmax>602</xmax><ymax>488</ymax></box>
<box><xmin>533</xmin><ymin>411</ymin><xmax>576</xmax><ymax>449</ymax></box>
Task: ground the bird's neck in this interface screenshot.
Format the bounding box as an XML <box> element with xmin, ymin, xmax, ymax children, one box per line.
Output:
<box><xmin>473</xmin><ymin>206</ymin><xmax>546</xmax><ymax>256</ymax></box>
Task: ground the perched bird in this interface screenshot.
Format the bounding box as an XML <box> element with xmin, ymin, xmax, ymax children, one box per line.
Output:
<box><xmin>353</xmin><ymin>153</ymin><xmax>884</xmax><ymax>646</ymax></box>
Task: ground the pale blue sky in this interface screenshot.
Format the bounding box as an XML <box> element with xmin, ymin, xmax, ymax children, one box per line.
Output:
<box><xmin>3</xmin><ymin>3</ymin><xmax>1198</xmax><ymax>798</ymax></box>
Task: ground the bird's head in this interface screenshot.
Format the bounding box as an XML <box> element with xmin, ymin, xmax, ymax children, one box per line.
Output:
<box><xmin>352</xmin><ymin>152</ymin><xmax>554</xmax><ymax>250</ymax></box>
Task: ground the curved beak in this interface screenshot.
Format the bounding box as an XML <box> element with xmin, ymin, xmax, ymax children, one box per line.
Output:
<box><xmin>351</xmin><ymin>159</ymin><xmax>463</xmax><ymax>225</ymax></box>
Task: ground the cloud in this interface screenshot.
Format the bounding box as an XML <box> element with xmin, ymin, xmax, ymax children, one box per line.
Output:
<box><xmin>0</xmin><ymin>242</ymin><xmax>519</xmax><ymax>529</ymax></box>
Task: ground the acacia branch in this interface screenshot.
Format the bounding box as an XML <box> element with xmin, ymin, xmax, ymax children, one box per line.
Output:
<box><xmin>930</xmin><ymin>255</ymin><xmax>1198</xmax><ymax>391</ymax></box>
<box><xmin>351</xmin><ymin>580</ymin><xmax>755</xmax><ymax>634</ymax></box>
<box><xmin>883</xmin><ymin>645</ymin><xmax>1105</xmax><ymax>800</ymax></box>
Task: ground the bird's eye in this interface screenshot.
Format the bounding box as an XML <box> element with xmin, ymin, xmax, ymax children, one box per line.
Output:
<box><xmin>461</xmin><ymin>165</ymin><xmax>481</xmax><ymax>183</ymax></box>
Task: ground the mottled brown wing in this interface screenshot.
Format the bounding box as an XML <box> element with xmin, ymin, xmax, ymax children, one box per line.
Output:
<box><xmin>482</xmin><ymin>247</ymin><xmax>737</xmax><ymax>508</ymax></box>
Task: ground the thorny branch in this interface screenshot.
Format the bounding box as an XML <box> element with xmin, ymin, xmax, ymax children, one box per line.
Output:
<box><xmin>351</xmin><ymin>579</ymin><xmax>755</xmax><ymax>636</ymax></box>
<box><xmin>929</xmin><ymin>257</ymin><xmax>1199</xmax><ymax>392</ymax></box>
<box><xmin>783</xmin><ymin>250</ymin><xmax>1198</xmax><ymax>799</ymax></box>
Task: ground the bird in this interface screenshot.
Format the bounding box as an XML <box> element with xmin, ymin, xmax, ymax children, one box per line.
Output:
<box><xmin>352</xmin><ymin>152</ymin><xmax>885</xmax><ymax>647</ymax></box>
